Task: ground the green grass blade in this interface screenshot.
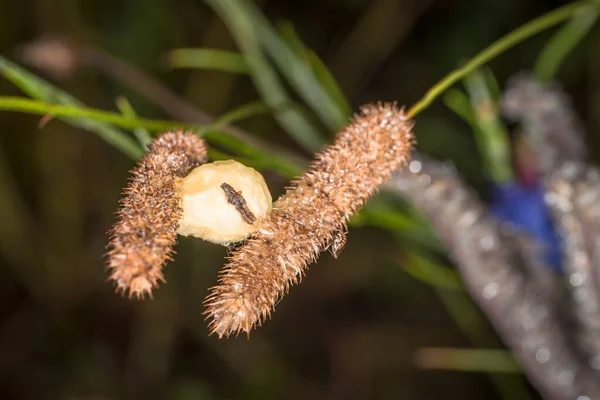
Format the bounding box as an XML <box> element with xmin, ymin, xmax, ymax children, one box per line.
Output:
<box><xmin>0</xmin><ymin>56</ymin><xmax>80</xmax><ymax>103</ymax></box>
<box><xmin>305</xmin><ymin>50</ymin><xmax>353</xmax><ymax>119</ymax></box>
<box><xmin>534</xmin><ymin>3</ymin><xmax>599</xmax><ymax>82</ymax></box>
<box><xmin>0</xmin><ymin>56</ymin><xmax>143</xmax><ymax>159</ymax></box>
<box><xmin>277</xmin><ymin>22</ymin><xmax>352</xmax><ymax>118</ymax></box>
<box><xmin>408</xmin><ymin>1</ymin><xmax>593</xmax><ymax>117</ymax></box>
<box><xmin>415</xmin><ymin>348</ymin><xmax>521</xmax><ymax>373</ymax></box>
<box><xmin>483</xmin><ymin>68</ymin><xmax>502</xmax><ymax>100</ymax></box>
<box><xmin>0</xmin><ymin>96</ymin><xmax>275</xmax><ymax>137</ymax></box>
<box><xmin>116</xmin><ymin>96</ymin><xmax>153</xmax><ymax>149</ymax></box>
<box><xmin>166</xmin><ymin>48</ymin><xmax>250</xmax><ymax>74</ymax></box>
<box><xmin>445</xmin><ymin>85</ymin><xmax>513</xmax><ymax>183</ymax></box>
<box><xmin>356</xmin><ymin>199</ymin><xmax>446</xmax><ymax>254</ymax></box>
<box><xmin>205</xmin><ymin>0</ymin><xmax>326</xmax><ymax>152</ymax></box>
<box><xmin>443</xmin><ymin>88</ymin><xmax>477</xmax><ymax>126</ymax></box>
<box><xmin>207</xmin><ymin>100</ymin><xmax>272</xmax><ymax>130</ymax></box>
<box><xmin>0</xmin><ymin>96</ymin><xmax>196</xmax><ymax>131</ymax></box>
<box><xmin>204</xmin><ymin>131</ymin><xmax>302</xmax><ymax>177</ymax></box>
<box><xmin>229</xmin><ymin>0</ymin><xmax>349</xmax><ymax>132</ymax></box>
<box><xmin>206</xmin><ymin>147</ymin><xmax>261</xmax><ymax>169</ymax></box>
<box><xmin>0</xmin><ymin>95</ymin><xmax>305</xmax><ymax>177</ymax></box>
<box><xmin>464</xmin><ymin>69</ymin><xmax>513</xmax><ymax>183</ymax></box>
<box><xmin>401</xmin><ymin>251</ymin><xmax>463</xmax><ymax>291</ymax></box>
<box><xmin>0</xmin><ymin>57</ymin><xmax>306</xmax><ymax>178</ymax></box>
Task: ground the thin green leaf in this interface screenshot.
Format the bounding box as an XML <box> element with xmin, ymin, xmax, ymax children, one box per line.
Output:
<box><xmin>204</xmin><ymin>131</ymin><xmax>302</xmax><ymax>177</ymax></box>
<box><xmin>401</xmin><ymin>251</ymin><xmax>463</xmax><ymax>291</ymax></box>
<box><xmin>0</xmin><ymin>56</ymin><xmax>143</xmax><ymax>159</ymax></box>
<box><xmin>443</xmin><ymin>88</ymin><xmax>477</xmax><ymax>126</ymax></box>
<box><xmin>305</xmin><ymin>50</ymin><xmax>352</xmax><ymax>118</ymax></box>
<box><xmin>277</xmin><ymin>22</ymin><xmax>352</xmax><ymax>118</ymax></box>
<box><xmin>483</xmin><ymin>67</ymin><xmax>502</xmax><ymax>101</ymax></box>
<box><xmin>232</xmin><ymin>0</ymin><xmax>349</xmax><ymax>131</ymax></box>
<box><xmin>206</xmin><ymin>148</ymin><xmax>232</xmax><ymax>161</ymax></box>
<box><xmin>167</xmin><ymin>48</ymin><xmax>250</xmax><ymax>74</ymax></box>
<box><xmin>360</xmin><ymin>200</ymin><xmax>420</xmax><ymax>231</ymax></box>
<box><xmin>207</xmin><ymin>147</ymin><xmax>261</xmax><ymax>168</ymax></box>
<box><xmin>358</xmin><ymin>199</ymin><xmax>446</xmax><ymax>254</ymax></box>
<box><xmin>415</xmin><ymin>348</ymin><xmax>521</xmax><ymax>373</ymax></box>
<box><xmin>0</xmin><ymin>95</ymin><xmax>305</xmax><ymax>178</ymax></box>
<box><xmin>535</xmin><ymin>4</ymin><xmax>599</xmax><ymax>82</ymax></box>
<box><xmin>408</xmin><ymin>1</ymin><xmax>593</xmax><ymax>117</ymax></box>
<box><xmin>464</xmin><ymin>69</ymin><xmax>513</xmax><ymax>183</ymax></box>
<box><xmin>0</xmin><ymin>96</ymin><xmax>277</xmax><ymax>140</ymax></box>
<box><xmin>116</xmin><ymin>96</ymin><xmax>153</xmax><ymax>149</ymax></box>
<box><xmin>0</xmin><ymin>96</ymin><xmax>197</xmax><ymax>132</ymax></box>
<box><xmin>276</xmin><ymin>21</ymin><xmax>309</xmax><ymax>57</ymax></box>
<box><xmin>207</xmin><ymin>100</ymin><xmax>272</xmax><ymax>130</ymax></box>
<box><xmin>445</xmin><ymin>86</ymin><xmax>513</xmax><ymax>182</ymax></box>
<box><xmin>205</xmin><ymin>0</ymin><xmax>326</xmax><ymax>152</ymax></box>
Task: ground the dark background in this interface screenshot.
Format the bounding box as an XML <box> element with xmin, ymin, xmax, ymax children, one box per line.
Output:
<box><xmin>0</xmin><ymin>0</ymin><xmax>596</xmax><ymax>399</ymax></box>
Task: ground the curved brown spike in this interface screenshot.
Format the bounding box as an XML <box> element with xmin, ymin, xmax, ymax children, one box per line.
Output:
<box><xmin>204</xmin><ymin>102</ymin><xmax>415</xmax><ymax>338</ymax></box>
<box><xmin>106</xmin><ymin>131</ymin><xmax>208</xmax><ymax>299</ymax></box>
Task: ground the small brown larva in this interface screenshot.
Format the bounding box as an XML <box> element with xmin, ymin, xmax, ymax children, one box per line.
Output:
<box><xmin>219</xmin><ymin>182</ymin><xmax>258</xmax><ymax>225</ymax></box>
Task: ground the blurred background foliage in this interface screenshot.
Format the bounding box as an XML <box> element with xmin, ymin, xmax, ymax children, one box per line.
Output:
<box><xmin>0</xmin><ymin>0</ymin><xmax>597</xmax><ymax>399</ymax></box>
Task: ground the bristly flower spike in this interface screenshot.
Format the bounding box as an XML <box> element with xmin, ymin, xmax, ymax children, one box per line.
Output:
<box><xmin>204</xmin><ymin>102</ymin><xmax>415</xmax><ymax>338</ymax></box>
<box><xmin>106</xmin><ymin>131</ymin><xmax>208</xmax><ymax>299</ymax></box>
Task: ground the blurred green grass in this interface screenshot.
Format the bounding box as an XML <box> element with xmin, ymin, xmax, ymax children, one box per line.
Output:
<box><xmin>0</xmin><ymin>0</ymin><xmax>597</xmax><ymax>399</ymax></box>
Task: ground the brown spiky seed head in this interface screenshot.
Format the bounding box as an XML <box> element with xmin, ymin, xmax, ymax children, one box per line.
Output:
<box><xmin>204</xmin><ymin>102</ymin><xmax>415</xmax><ymax>338</ymax></box>
<box><xmin>106</xmin><ymin>131</ymin><xmax>208</xmax><ymax>299</ymax></box>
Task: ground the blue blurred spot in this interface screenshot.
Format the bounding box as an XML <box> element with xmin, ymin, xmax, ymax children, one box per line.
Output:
<box><xmin>490</xmin><ymin>181</ymin><xmax>562</xmax><ymax>272</ymax></box>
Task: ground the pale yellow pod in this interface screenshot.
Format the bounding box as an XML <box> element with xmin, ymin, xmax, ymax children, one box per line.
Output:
<box><xmin>177</xmin><ymin>160</ymin><xmax>272</xmax><ymax>245</ymax></box>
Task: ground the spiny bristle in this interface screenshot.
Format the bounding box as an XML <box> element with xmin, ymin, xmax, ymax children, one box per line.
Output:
<box><xmin>204</xmin><ymin>102</ymin><xmax>415</xmax><ymax>338</ymax></box>
<box><xmin>106</xmin><ymin>131</ymin><xmax>208</xmax><ymax>299</ymax></box>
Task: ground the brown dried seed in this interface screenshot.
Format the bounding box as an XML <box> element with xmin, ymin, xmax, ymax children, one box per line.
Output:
<box><xmin>105</xmin><ymin>131</ymin><xmax>208</xmax><ymax>299</ymax></box>
<box><xmin>204</xmin><ymin>102</ymin><xmax>415</xmax><ymax>338</ymax></box>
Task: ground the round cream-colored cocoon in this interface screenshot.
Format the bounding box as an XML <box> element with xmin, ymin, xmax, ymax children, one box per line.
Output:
<box><xmin>177</xmin><ymin>160</ymin><xmax>272</xmax><ymax>245</ymax></box>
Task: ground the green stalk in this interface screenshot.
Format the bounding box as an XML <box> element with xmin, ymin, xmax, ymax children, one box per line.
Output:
<box><xmin>116</xmin><ymin>96</ymin><xmax>153</xmax><ymax>149</ymax></box>
<box><xmin>408</xmin><ymin>1</ymin><xmax>593</xmax><ymax>117</ymax></box>
<box><xmin>415</xmin><ymin>348</ymin><xmax>521</xmax><ymax>373</ymax></box>
<box><xmin>0</xmin><ymin>96</ymin><xmax>200</xmax><ymax>132</ymax></box>
<box><xmin>464</xmin><ymin>69</ymin><xmax>513</xmax><ymax>183</ymax></box>
<box><xmin>205</xmin><ymin>0</ymin><xmax>327</xmax><ymax>152</ymax></box>
<box><xmin>167</xmin><ymin>48</ymin><xmax>250</xmax><ymax>74</ymax></box>
<box><xmin>0</xmin><ymin>96</ymin><xmax>306</xmax><ymax>174</ymax></box>
<box><xmin>534</xmin><ymin>3</ymin><xmax>599</xmax><ymax>82</ymax></box>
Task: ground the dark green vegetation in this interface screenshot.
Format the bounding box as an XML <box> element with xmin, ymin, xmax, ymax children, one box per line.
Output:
<box><xmin>0</xmin><ymin>0</ymin><xmax>597</xmax><ymax>398</ymax></box>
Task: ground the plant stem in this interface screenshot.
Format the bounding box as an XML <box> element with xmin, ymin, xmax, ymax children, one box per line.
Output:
<box><xmin>0</xmin><ymin>96</ymin><xmax>275</xmax><ymax>137</ymax></box>
<box><xmin>0</xmin><ymin>96</ymin><xmax>308</xmax><ymax>173</ymax></box>
<box><xmin>464</xmin><ymin>69</ymin><xmax>513</xmax><ymax>183</ymax></box>
<box><xmin>534</xmin><ymin>3</ymin><xmax>599</xmax><ymax>82</ymax></box>
<box><xmin>407</xmin><ymin>1</ymin><xmax>592</xmax><ymax>117</ymax></box>
<box><xmin>0</xmin><ymin>96</ymin><xmax>200</xmax><ymax>131</ymax></box>
<box><xmin>415</xmin><ymin>348</ymin><xmax>521</xmax><ymax>373</ymax></box>
<box><xmin>116</xmin><ymin>96</ymin><xmax>153</xmax><ymax>149</ymax></box>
